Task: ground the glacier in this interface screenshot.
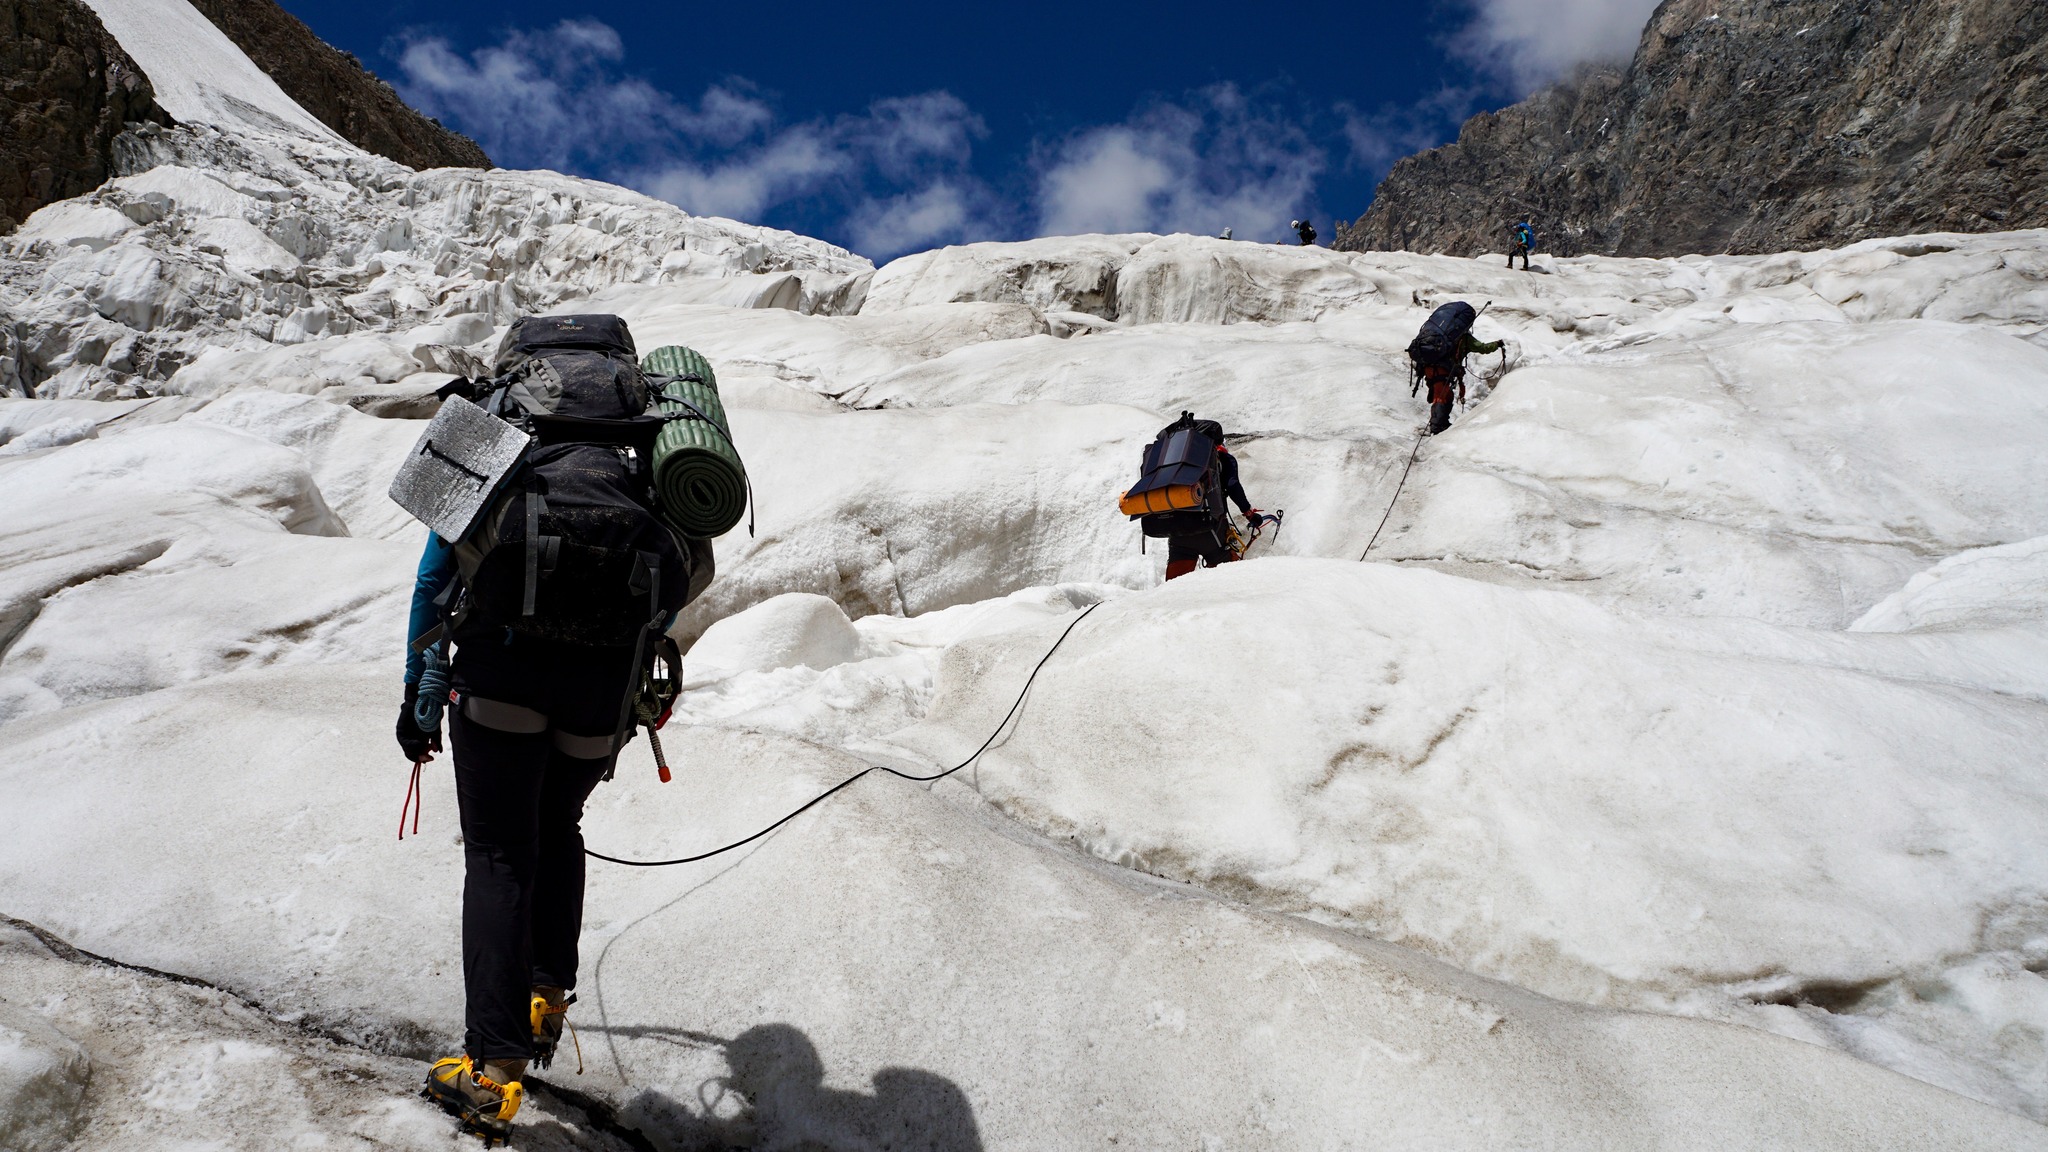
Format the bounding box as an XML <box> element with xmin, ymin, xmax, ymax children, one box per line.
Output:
<box><xmin>3</xmin><ymin>5</ymin><xmax>2048</xmax><ymax>1148</ymax></box>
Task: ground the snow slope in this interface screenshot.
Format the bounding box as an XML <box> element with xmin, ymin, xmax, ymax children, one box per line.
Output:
<box><xmin>3</xmin><ymin>11</ymin><xmax>2048</xmax><ymax>1143</ymax></box>
<box><xmin>78</xmin><ymin>0</ymin><xmax>342</xmax><ymax>142</ymax></box>
<box><xmin>2</xmin><ymin>226</ymin><xmax>2046</xmax><ymax>1143</ymax></box>
<box><xmin>4</xmin><ymin>662</ymin><xmax>2045</xmax><ymax>1151</ymax></box>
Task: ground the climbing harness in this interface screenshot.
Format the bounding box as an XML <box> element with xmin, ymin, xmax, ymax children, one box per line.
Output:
<box><xmin>1359</xmin><ymin>430</ymin><xmax>1425</xmax><ymax>562</ymax></box>
<box><xmin>583</xmin><ymin>602</ymin><xmax>1102</xmax><ymax>868</ymax></box>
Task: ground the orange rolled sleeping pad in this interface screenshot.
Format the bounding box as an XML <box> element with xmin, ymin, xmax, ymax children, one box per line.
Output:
<box><xmin>1119</xmin><ymin>483</ymin><xmax>1206</xmax><ymax>517</ymax></box>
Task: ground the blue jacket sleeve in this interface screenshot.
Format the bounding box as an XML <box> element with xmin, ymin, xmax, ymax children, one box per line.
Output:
<box><xmin>404</xmin><ymin>535</ymin><xmax>458</xmax><ymax>686</ymax></box>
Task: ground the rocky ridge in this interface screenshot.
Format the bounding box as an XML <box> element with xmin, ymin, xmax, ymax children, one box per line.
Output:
<box><xmin>1338</xmin><ymin>0</ymin><xmax>2048</xmax><ymax>258</ymax></box>
<box><xmin>0</xmin><ymin>0</ymin><xmax>170</xmax><ymax>234</ymax></box>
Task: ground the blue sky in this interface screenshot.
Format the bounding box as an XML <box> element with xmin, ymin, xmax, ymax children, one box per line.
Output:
<box><xmin>279</xmin><ymin>0</ymin><xmax>1661</xmax><ymax>258</ymax></box>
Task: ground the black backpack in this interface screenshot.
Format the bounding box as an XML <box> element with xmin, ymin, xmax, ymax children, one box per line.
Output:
<box><xmin>1120</xmin><ymin>412</ymin><xmax>1227</xmax><ymax>539</ymax></box>
<box><xmin>1406</xmin><ymin>302</ymin><xmax>1476</xmax><ymax>371</ymax></box>
<box><xmin>446</xmin><ymin>314</ymin><xmax>711</xmax><ymax>649</ymax></box>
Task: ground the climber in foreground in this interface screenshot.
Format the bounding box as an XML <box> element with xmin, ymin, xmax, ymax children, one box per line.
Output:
<box><xmin>1406</xmin><ymin>301</ymin><xmax>1505</xmax><ymax>435</ymax></box>
<box><xmin>1509</xmin><ymin>220</ymin><xmax>1536</xmax><ymax>270</ymax></box>
<box><xmin>387</xmin><ymin>314</ymin><xmax>735</xmax><ymax>1145</ymax></box>
<box><xmin>1120</xmin><ymin>412</ymin><xmax>1265</xmax><ymax>580</ymax></box>
<box><xmin>1292</xmin><ymin>218</ymin><xmax>1318</xmax><ymax>246</ymax></box>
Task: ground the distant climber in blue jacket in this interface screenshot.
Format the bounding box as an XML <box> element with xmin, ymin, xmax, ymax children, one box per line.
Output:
<box><xmin>1510</xmin><ymin>221</ymin><xmax>1536</xmax><ymax>270</ymax></box>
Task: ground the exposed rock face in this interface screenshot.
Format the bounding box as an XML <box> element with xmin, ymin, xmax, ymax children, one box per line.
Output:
<box><xmin>0</xmin><ymin>0</ymin><xmax>170</xmax><ymax>233</ymax></box>
<box><xmin>182</xmin><ymin>0</ymin><xmax>490</xmax><ymax>171</ymax></box>
<box><xmin>1338</xmin><ymin>0</ymin><xmax>2048</xmax><ymax>257</ymax></box>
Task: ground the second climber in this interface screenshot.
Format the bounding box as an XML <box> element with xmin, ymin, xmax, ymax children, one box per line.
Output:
<box><xmin>1119</xmin><ymin>412</ymin><xmax>1264</xmax><ymax>580</ymax></box>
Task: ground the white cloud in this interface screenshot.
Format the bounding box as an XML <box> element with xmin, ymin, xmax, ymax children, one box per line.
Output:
<box><xmin>394</xmin><ymin>20</ymin><xmax>775</xmax><ymax>171</ymax></box>
<box><xmin>845</xmin><ymin>182</ymin><xmax>981</xmax><ymax>255</ymax></box>
<box><xmin>627</xmin><ymin>93</ymin><xmax>985</xmax><ymax>241</ymax></box>
<box><xmin>855</xmin><ymin>93</ymin><xmax>984</xmax><ymax>180</ymax></box>
<box><xmin>1032</xmin><ymin>87</ymin><xmax>1325</xmax><ymax>242</ymax></box>
<box><xmin>392</xmin><ymin>21</ymin><xmax>990</xmax><ymax>258</ymax></box>
<box><xmin>632</xmin><ymin>127</ymin><xmax>850</xmax><ymax>223</ymax></box>
<box><xmin>1453</xmin><ymin>0</ymin><xmax>1663</xmax><ymax>94</ymax></box>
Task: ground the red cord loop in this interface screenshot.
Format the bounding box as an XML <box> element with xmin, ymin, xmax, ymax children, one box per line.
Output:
<box><xmin>399</xmin><ymin>759</ymin><xmax>424</xmax><ymax>840</ymax></box>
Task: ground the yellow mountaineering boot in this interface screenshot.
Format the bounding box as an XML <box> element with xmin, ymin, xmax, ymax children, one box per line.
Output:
<box><xmin>423</xmin><ymin>1055</ymin><xmax>525</xmax><ymax>1145</ymax></box>
<box><xmin>530</xmin><ymin>986</ymin><xmax>580</xmax><ymax>1071</ymax></box>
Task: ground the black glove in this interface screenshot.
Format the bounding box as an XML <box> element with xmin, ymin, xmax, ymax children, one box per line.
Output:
<box><xmin>397</xmin><ymin>684</ymin><xmax>441</xmax><ymax>763</ymax></box>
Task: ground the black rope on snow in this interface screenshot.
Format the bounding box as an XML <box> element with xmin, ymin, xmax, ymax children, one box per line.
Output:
<box><xmin>585</xmin><ymin>602</ymin><xmax>1102</xmax><ymax>868</ymax></box>
<box><xmin>1359</xmin><ymin>428</ymin><xmax>1426</xmax><ymax>562</ymax></box>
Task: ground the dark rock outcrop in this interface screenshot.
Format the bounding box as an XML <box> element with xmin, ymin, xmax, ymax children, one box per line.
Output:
<box><xmin>1337</xmin><ymin>0</ymin><xmax>2048</xmax><ymax>257</ymax></box>
<box><xmin>0</xmin><ymin>0</ymin><xmax>170</xmax><ymax>233</ymax></box>
<box><xmin>183</xmin><ymin>0</ymin><xmax>490</xmax><ymax>171</ymax></box>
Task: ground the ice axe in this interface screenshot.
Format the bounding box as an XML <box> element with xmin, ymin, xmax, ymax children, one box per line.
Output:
<box><xmin>1243</xmin><ymin>509</ymin><xmax>1285</xmax><ymax>553</ymax></box>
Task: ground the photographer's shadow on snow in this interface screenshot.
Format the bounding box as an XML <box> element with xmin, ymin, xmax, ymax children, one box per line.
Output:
<box><xmin>620</xmin><ymin>1022</ymin><xmax>984</xmax><ymax>1152</ymax></box>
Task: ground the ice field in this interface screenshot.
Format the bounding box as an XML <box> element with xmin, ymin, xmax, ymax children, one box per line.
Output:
<box><xmin>4</xmin><ymin>4</ymin><xmax>2048</xmax><ymax>1147</ymax></box>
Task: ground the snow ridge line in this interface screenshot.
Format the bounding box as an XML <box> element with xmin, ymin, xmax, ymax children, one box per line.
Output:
<box><xmin>0</xmin><ymin>912</ymin><xmax>659</xmax><ymax>1151</ymax></box>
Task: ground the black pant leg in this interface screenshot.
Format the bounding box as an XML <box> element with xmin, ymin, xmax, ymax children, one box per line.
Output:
<box><xmin>451</xmin><ymin>708</ymin><xmax>553</xmax><ymax>1062</ymax></box>
<box><xmin>1430</xmin><ymin>402</ymin><xmax>1453</xmax><ymax>434</ymax></box>
<box><xmin>529</xmin><ymin>748</ymin><xmax>613</xmax><ymax>991</ymax></box>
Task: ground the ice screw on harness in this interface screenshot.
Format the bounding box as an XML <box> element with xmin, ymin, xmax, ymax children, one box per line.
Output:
<box><xmin>646</xmin><ymin>724</ymin><xmax>672</xmax><ymax>784</ymax></box>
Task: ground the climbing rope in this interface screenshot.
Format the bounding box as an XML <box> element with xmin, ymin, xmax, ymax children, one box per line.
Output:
<box><xmin>582</xmin><ymin>601</ymin><xmax>1101</xmax><ymax>868</ymax></box>
<box><xmin>1358</xmin><ymin>429</ymin><xmax>1426</xmax><ymax>561</ymax></box>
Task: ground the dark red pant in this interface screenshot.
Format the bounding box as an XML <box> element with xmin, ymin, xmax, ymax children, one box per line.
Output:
<box><xmin>1165</xmin><ymin>533</ymin><xmax>1238</xmax><ymax>580</ymax></box>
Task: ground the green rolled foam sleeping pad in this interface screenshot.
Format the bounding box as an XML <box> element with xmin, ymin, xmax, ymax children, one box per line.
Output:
<box><xmin>641</xmin><ymin>344</ymin><xmax>748</xmax><ymax>538</ymax></box>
